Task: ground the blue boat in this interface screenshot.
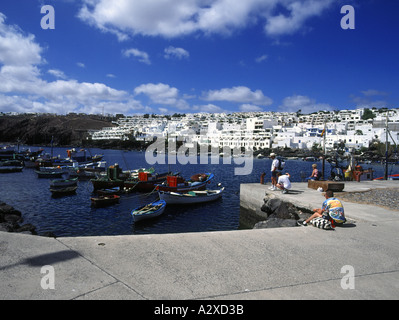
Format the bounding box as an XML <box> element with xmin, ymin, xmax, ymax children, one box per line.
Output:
<box><xmin>131</xmin><ymin>200</ymin><xmax>166</xmax><ymax>222</ymax></box>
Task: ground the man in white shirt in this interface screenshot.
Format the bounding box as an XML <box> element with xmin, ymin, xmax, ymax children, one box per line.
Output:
<box><xmin>269</xmin><ymin>153</ymin><xmax>280</xmax><ymax>190</ymax></box>
<box><xmin>276</xmin><ymin>172</ymin><xmax>291</xmax><ymax>194</ymax></box>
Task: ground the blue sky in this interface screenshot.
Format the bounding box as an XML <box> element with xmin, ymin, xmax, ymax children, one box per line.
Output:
<box><xmin>0</xmin><ymin>0</ymin><xmax>398</xmax><ymax>116</ymax></box>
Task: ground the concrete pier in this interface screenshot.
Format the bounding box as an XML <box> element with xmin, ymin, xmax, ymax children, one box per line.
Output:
<box><xmin>1</xmin><ymin>181</ymin><xmax>399</xmax><ymax>300</ymax></box>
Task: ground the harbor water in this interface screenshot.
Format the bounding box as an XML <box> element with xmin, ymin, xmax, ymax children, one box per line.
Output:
<box><xmin>0</xmin><ymin>146</ymin><xmax>394</xmax><ymax>237</ymax></box>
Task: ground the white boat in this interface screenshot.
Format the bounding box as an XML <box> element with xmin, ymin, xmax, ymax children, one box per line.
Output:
<box><xmin>158</xmin><ymin>187</ymin><xmax>224</xmax><ymax>205</ymax></box>
<box><xmin>131</xmin><ymin>200</ymin><xmax>166</xmax><ymax>222</ymax></box>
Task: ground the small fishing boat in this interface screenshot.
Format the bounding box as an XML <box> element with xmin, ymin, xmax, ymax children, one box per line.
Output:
<box><xmin>155</xmin><ymin>173</ymin><xmax>214</xmax><ymax>193</ymax></box>
<box><xmin>90</xmin><ymin>194</ymin><xmax>120</xmax><ymax>207</ymax></box>
<box><xmin>0</xmin><ymin>165</ymin><xmax>23</xmax><ymax>173</ymax></box>
<box><xmin>124</xmin><ymin>171</ymin><xmax>173</xmax><ymax>192</ymax></box>
<box><xmin>159</xmin><ymin>187</ymin><xmax>224</xmax><ymax>205</ymax></box>
<box><xmin>35</xmin><ymin>170</ymin><xmax>64</xmax><ymax>178</ymax></box>
<box><xmin>50</xmin><ymin>177</ymin><xmax>78</xmax><ymax>188</ymax></box>
<box><xmin>96</xmin><ymin>186</ymin><xmax>121</xmax><ymax>196</ymax></box>
<box><xmin>131</xmin><ymin>200</ymin><xmax>166</xmax><ymax>222</ymax></box>
<box><xmin>0</xmin><ymin>160</ymin><xmax>24</xmax><ymax>173</ymax></box>
<box><xmin>50</xmin><ymin>186</ymin><xmax>78</xmax><ymax>197</ymax></box>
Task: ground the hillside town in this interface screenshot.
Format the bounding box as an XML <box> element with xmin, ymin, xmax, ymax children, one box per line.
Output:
<box><xmin>88</xmin><ymin>107</ymin><xmax>399</xmax><ymax>154</ymax></box>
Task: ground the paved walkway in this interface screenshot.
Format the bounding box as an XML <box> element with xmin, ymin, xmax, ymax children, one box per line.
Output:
<box><xmin>1</xmin><ymin>181</ymin><xmax>399</xmax><ymax>300</ymax></box>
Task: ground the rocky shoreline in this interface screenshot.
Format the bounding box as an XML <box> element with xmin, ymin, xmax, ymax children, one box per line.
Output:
<box><xmin>0</xmin><ymin>201</ymin><xmax>38</xmax><ymax>235</ymax></box>
<box><xmin>337</xmin><ymin>188</ymin><xmax>399</xmax><ymax>212</ymax></box>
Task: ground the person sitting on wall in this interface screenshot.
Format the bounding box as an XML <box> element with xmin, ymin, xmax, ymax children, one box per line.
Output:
<box><xmin>306</xmin><ymin>164</ymin><xmax>321</xmax><ymax>180</ymax></box>
<box><xmin>297</xmin><ymin>190</ymin><xmax>346</xmax><ymax>226</ymax></box>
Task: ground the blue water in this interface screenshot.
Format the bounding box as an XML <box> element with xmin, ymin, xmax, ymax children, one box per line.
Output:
<box><xmin>0</xmin><ymin>147</ymin><xmax>394</xmax><ymax>237</ymax></box>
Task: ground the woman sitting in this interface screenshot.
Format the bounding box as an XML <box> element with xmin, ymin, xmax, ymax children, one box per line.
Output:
<box><xmin>306</xmin><ymin>164</ymin><xmax>321</xmax><ymax>180</ymax></box>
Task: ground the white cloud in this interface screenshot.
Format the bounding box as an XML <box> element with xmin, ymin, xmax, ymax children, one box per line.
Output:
<box><xmin>134</xmin><ymin>83</ymin><xmax>189</xmax><ymax>110</ymax></box>
<box><xmin>158</xmin><ymin>107</ymin><xmax>169</xmax><ymax>114</ymax></box>
<box><xmin>239</xmin><ymin>104</ymin><xmax>263</xmax><ymax>112</ymax></box>
<box><xmin>255</xmin><ymin>54</ymin><xmax>268</xmax><ymax>63</ymax></box>
<box><xmin>264</xmin><ymin>0</ymin><xmax>334</xmax><ymax>36</ymax></box>
<box><xmin>78</xmin><ymin>0</ymin><xmax>335</xmax><ymax>39</ymax></box>
<box><xmin>361</xmin><ymin>89</ymin><xmax>388</xmax><ymax>97</ymax></box>
<box><xmin>76</xmin><ymin>62</ymin><xmax>85</xmax><ymax>68</ymax></box>
<box><xmin>0</xmin><ymin>13</ymin><xmax>43</xmax><ymax>66</ymax></box>
<box><xmin>0</xmin><ymin>13</ymin><xmax>143</xmax><ymax>115</ymax></box>
<box><xmin>164</xmin><ymin>46</ymin><xmax>189</xmax><ymax>60</ymax></box>
<box><xmin>122</xmin><ymin>48</ymin><xmax>151</xmax><ymax>65</ymax></box>
<box><xmin>193</xmin><ymin>103</ymin><xmax>225</xmax><ymax>113</ymax></box>
<box><xmin>279</xmin><ymin>94</ymin><xmax>334</xmax><ymax>114</ymax></box>
<box><xmin>351</xmin><ymin>90</ymin><xmax>389</xmax><ymax>109</ymax></box>
<box><xmin>48</xmin><ymin>69</ymin><xmax>67</xmax><ymax>79</ymax></box>
<box><xmin>203</xmin><ymin>86</ymin><xmax>273</xmax><ymax>106</ymax></box>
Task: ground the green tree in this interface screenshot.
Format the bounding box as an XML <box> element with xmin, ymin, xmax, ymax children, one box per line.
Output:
<box><xmin>362</xmin><ymin>108</ymin><xmax>376</xmax><ymax>120</ymax></box>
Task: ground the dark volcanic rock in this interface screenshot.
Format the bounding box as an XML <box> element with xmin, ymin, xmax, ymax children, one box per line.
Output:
<box><xmin>0</xmin><ymin>201</ymin><xmax>36</xmax><ymax>235</ymax></box>
<box><xmin>256</xmin><ymin>197</ymin><xmax>312</xmax><ymax>229</ymax></box>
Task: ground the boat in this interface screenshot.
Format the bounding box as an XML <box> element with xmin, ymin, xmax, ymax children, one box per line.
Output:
<box><xmin>96</xmin><ymin>186</ymin><xmax>121</xmax><ymax>196</ymax></box>
<box><xmin>66</xmin><ymin>148</ymin><xmax>103</xmax><ymax>164</ymax></box>
<box><xmin>374</xmin><ymin>173</ymin><xmax>399</xmax><ymax>181</ymax></box>
<box><xmin>90</xmin><ymin>194</ymin><xmax>120</xmax><ymax>207</ymax></box>
<box><xmin>0</xmin><ymin>166</ymin><xmax>23</xmax><ymax>173</ymax></box>
<box><xmin>35</xmin><ymin>170</ymin><xmax>65</xmax><ymax>178</ymax></box>
<box><xmin>35</xmin><ymin>148</ymin><xmax>103</xmax><ymax>169</ymax></box>
<box><xmin>50</xmin><ymin>177</ymin><xmax>78</xmax><ymax>189</ymax></box>
<box><xmin>155</xmin><ymin>173</ymin><xmax>214</xmax><ymax>193</ymax></box>
<box><xmin>90</xmin><ymin>164</ymin><xmax>126</xmax><ymax>190</ymax></box>
<box><xmin>131</xmin><ymin>200</ymin><xmax>166</xmax><ymax>222</ymax></box>
<box><xmin>124</xmin><ymin>171</ymin><xmax>173</xmax><ymax>193</ymax></box>
<box><xmin>50</xmin><ymin>186</ymin><xmax>78</xmax><ymax>197</ymax></box>
<box><xmin>159</xmin><ymin>187</ymin><xmax>224</xmax><ymax>205</ymax></box>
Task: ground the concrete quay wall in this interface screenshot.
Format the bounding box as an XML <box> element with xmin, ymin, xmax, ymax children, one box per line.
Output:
<box><xmin>1</xmin><ymin>180</ymin><xmax>398</xmax><ymax>300</ymax></box>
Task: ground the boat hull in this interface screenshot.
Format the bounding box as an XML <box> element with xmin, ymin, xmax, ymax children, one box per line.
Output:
<box><xmin>131</xmin><ymin>200</ymin><xmax>166</xmax><ymax>222</ymax></box>
<box><xmin>91</xmin><ymin>195</ymin><xmax>120</xmax><ymax>207</ymax></box>
<box><xmin>35</xmin><ymin>170</ymin><xmax>64</xmax><ymax>178</ymax></box>
<box><xmin>155</xmin><ymin>173</ymin><xmax>214</xmax><ymax>193</ymax></box>
<box><xmin>50</xmin><ymin>178</ymin><xmax>78</xmax><ymax>188</ymax></box>
<box><xmin>91</xmin><ymin>179</ymin><xmax>125</xmax><ymax>190</ymax></box>
<box><xmin>50</xmin><ymin>186</ymin><xmax>78</xmax><ymax>197</ymax></box>
<box><xmin>159</xmin><ymin>188</ymin><xmax>224</xmax><ymax>205</ymax></box>
<box><xmin>124</xmin><ymin>172</ymin><xmax>171</xmax><ymax>192</ymax></box>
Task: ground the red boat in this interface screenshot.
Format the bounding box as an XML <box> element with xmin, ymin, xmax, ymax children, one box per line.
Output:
<box><xmin>155</xmin><ymin>173</ymin><xmax>214</xmax><ymax>193</ymax></box>
<box><xmin>90</xmin><ymin>194</ymin><xmax>120</xmax><ymax>207</ymax></box>
<box><xmin>124</xmin><ymin>171</ymin><xmax>173</xmax><ymax>193</ymax></box>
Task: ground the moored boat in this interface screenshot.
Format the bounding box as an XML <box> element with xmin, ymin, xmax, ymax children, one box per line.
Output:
<box><xmin>0</xmin><ymin>166</ymin><xmax>23</xmax><ymax>173</ymax></box>
<box><xmin>131</xmin><ymin>200</ymin><xmax>166</xmax><ymax>222</ymax></box>
<box><xmin>124</xmin><ymin>171</ymin><xmax>173</xmax><ymax>192</ymax></box>
<box><xmin>90</xmin><ymin>194</ymin><xmax>120</xmax><ymax>207</ymax></box>
<box><xmin>96</xmin><ymin>186</ymin><xmax>121</xmax><ymax>196</ymax></box>
<box><xmin>50</xmin><ymin>186</ymin><xmax>78</xmax><ymax>197</ymax></box>
<box><xmin>155</xmin><ymin>173</ymin><xmax>214</xmax><ymax>193</ymax></box>
<box><xmin>159</xmin><ymin>187</ymin><xmax>224</xmax><ymax>205</ymax></box>
<box><xmin>50</xmin><ymin>177</ymin><xmax>78</xmax><ymax>188</ymax></box>
<box><xmin>35</xmin><ymin>170</ymin><xmax>64</xmax><ymax>178</ymax></box>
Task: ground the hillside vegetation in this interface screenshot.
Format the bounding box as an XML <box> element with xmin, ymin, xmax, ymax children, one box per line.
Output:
<box><xmin>0</xmin><ymin>114</ymin><xmax>116</xmax><ymax>146</ymax></box>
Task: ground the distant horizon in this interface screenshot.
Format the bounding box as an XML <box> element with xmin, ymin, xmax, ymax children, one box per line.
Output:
<box><xmin>0</xmin><ymin>1</ymin><xmax>398</xmax><ymax>116</ymax></box>
<box><xmin>1</xmin><ymin>105</ymin><xmax>398</xmax><ymax>118</ymax></box>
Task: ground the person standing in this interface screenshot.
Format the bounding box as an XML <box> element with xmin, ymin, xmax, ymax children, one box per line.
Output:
<box><xmin>269</xmin><ymin>153</ymin><xmax>279</xmax><ymax>190</ymax></box>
